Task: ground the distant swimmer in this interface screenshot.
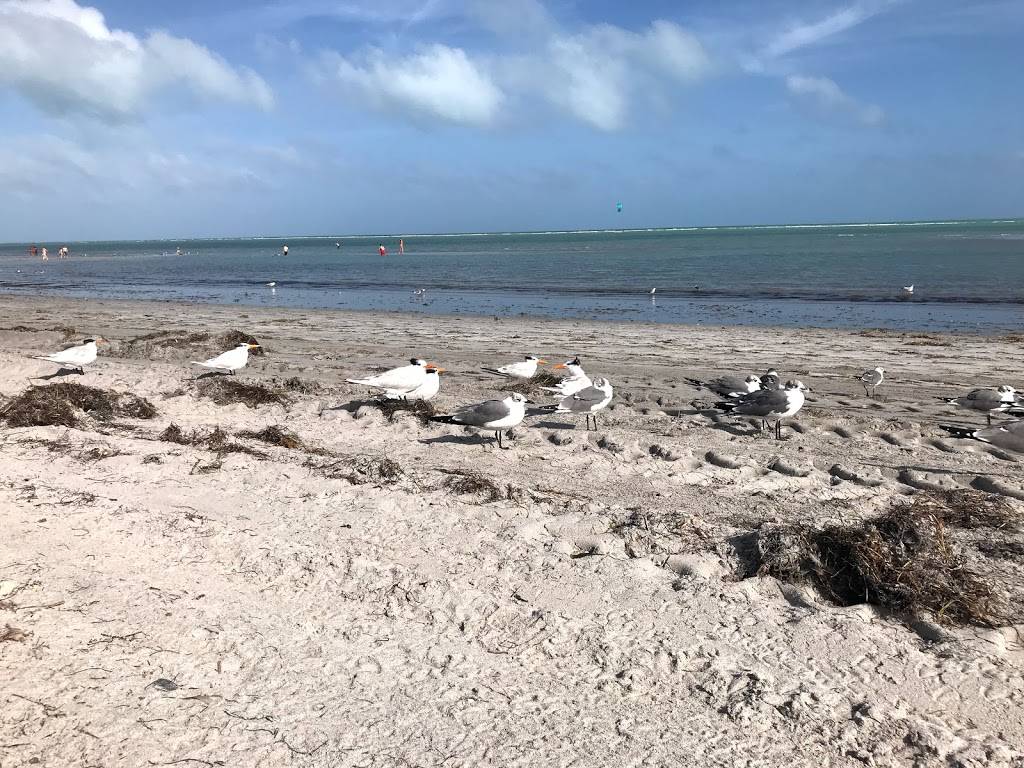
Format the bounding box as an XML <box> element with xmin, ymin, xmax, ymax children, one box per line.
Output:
<box><xmin>28</xmin><ymin>245</ymin><xmax>38</xmax><ymax>257</ymax></box>
<box><xmin>379</xmin><ymin>243</ymin><xmax>387</xmax><ymax>257</ymax></box>
<box><xmin>399</xmin><ymin>238</ymin><xmax>405</xmax><ymax>255</ymax></box>
<box><xmin>176</xmin><ymin>247</ymin><xmax>182</xmax><ymax>256</ymax></box>
<box><xmin>335</xmin><ymin>242</ymin><xmax>341</xmax><ymax>249</ymax></box>
<box><xmin>41</xmin><ymin>247</ymin><xmax>48</xmax><ymax>261</ymax></box>
<box><xmin>282</xmin><ymin>244</ymin><xmax>289</xmax><ymax>256</ymax></box>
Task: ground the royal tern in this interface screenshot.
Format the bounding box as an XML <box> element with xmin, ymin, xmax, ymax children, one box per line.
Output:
<box><xmin>192</xmin><ymin>343</ymin><xmax>261</xmax><ymax>375</ymax></box>
<box><xmin>384</xmin><ymin>366</ymin><xmax>444</xmax><ymax>401</ymax></box>
<box><xmin>715</xmin><ymin>380</ymin><xmax>806</xmax><ymax>439</ymax></box>
<box><xmin>550</xmin><ymin>377</ymin><xmax>613</xmax><ymax>430</ymax></box>
<box><xmin>33</xmin><ymin>337</ymin><xmax>106</xmax><ymax>374</ymax></box>
<box><xmin>685</xmin><ymin>373</ymin><xmax>760</xmax><ymax>398</ymax></box>
<box><xmin>941</xmin><ymin>386</ymin><xmax>1017</xmax><ymax>425</ymax></box>
<box><xmin>940</xmin><ymin>420</ymin><xmax>1024</xmax><ymax>454</ymax></box>
<box><xmin>481</xmin><ymin>355</ymin><xmax>547</xmax><ymax>379</ymax></box>
<box><xmin>347</xmin><ymin>358</ymin><xmax>432</xmax><ymax>398</ymax></box>
<box><xmin>434</xmin><ymin>392</ymin><xmax>529</xmax><ymax>449</ymax></box>
<box><xmin>858</xmin><ymin>367</ymin><xmax>885</xmax><ymax>397</ymax></box>
<box><xmin>542</xmin><ymin>357</ymin><xmax>592</xmax><ymax>397</ymax></box>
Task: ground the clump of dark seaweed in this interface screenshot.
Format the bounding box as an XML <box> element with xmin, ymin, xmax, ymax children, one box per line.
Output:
<box><xmin>195</xmin><ymin>378</ymin><xmax>285</xmax><ymax>408</ymax></box>
<box><xmin>1</xmin><ymin>383</ymin><xmax>156</xmax><ymax>428</ymax></box>
<box><xmin>373</xmin><ymin>399</ymin><xmax>436</xmax><ymax>423</ymax></box>
<box><xmin>236</xmin><ymin>425</ymin><xmax>303</xmax><ymax>450</ymax></box>
<box><xmin>306</xmin><ymin>454</ymin><xmax>404</xmax><ymax>485</ymax></box>
<box><xmin>751</xmin><ymin>492</ymin><xmax>1016</xmax><ymax>627</ymax></box>
<box><xmin>500</xmin><ymin>370</ymin><xmax>562</xmax><ymax>396</ymax></box>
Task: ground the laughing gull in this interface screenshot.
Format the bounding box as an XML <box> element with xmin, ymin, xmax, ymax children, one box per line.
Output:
<box><xmin>858</xmin><ymin>367</ymin><xmax>885</xmax><ymax>397</ymax></box>
<box><xmin>384</xmin><ymin>366</ymin><xmax>444</xmax><ymax>401</ymax></box>
<box><xmin>685</xmin><ymin>373</ymin><xmax>760</xmax><ymax>398</ymax></box>
<box><xmin>33</xmin><ymin>337</ymin><xmax>107</xmax><ymax>374</ymax></box>
<box><xmin>434</xmin><ymin>392</ymin><xmax>529</xmax><ymax>449</ymax></box>
<box><xmin>542</xmin><ymin>357</ymin><xmax>592</xmax><ymax>397</ymax></box>
<box><xmin>192</xmin><ymin>342</ymin><xmax>261</xmax><ymax>375</ymax></box>
<box><xmin>548</xmin><ymin>377</ymin><xmax>614</xmax><ymax>430</ymax></box>
<box><xmin>759</xmin><ymin>369</ymin><xmax>782</xmax><ymax>391</ymax></box>
<box><xmin>715</xmin><ymin>380</ymin><xmax>806</xmax><ymax>439</ymax></box>
<box><xmin>347</xmin><ymin>358</ymin><xmax>432</xmax><ymax>398</ymax></box>
<box><xmin>940</xmin><ymin>420</ymin><xmax>1024</xmax><ymax>454</ymax></box>
<box><xmin>481</xmin><ymin>355</ymin><xmax>547</xmax><ymax>379</ymax></box>
<box><xmin>941</xmin><ymin>386</ymin><xmax>1018</xmax><ymax>425</ymax></box>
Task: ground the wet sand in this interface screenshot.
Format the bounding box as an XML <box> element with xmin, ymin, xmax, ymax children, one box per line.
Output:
<box><xmin>1</xmin><ymin>295</ymin><xmax>1022</xmax><ymax>767</ymax></box>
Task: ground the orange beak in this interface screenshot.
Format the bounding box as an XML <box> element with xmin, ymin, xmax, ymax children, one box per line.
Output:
<box><xmin>537</xmin><ymin>359</ymin><xmax>548</xmax><ymax>365</ymax></box>
<box><xmin>553</xmin><ymin>363</ymin><xmax>566</xmax><ymax>370</ymax></box>
<box><xmin>433</xmin><ymin>367</ymin><xmax>446</xmax><ymax>373</ymax></box>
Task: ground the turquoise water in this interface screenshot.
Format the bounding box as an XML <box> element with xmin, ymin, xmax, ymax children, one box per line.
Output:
<box><xmin>1</xmin><ymin>219</ymin><xmax>1022</xmax><ymax>332</ymax></box>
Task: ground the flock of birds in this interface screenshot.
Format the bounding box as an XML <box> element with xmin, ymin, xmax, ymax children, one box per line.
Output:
<box><xmin>25</xmin><ymin>337</ymin><xmax>1024</xmax><ymax>454</ymax></box>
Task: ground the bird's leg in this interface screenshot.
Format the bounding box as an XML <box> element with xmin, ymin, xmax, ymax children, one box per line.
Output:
<box><xmin>776</xmin><ymin>420</ymin><xmax>782</xmax><ymax>440</ymax></box>
<box><xmin>987</xmin><ymin>413</ymin><xmax>993</xmax><ymax>426</ymax></box>
<box><xmin>495</xmin><ymin>430</ymin><xmax>503</xmax><ymax>449</ymax></box>
<box><xmin>593</xmin><ymin>414</ymin><xmax>599</xmax><ymax>430</ymax></box>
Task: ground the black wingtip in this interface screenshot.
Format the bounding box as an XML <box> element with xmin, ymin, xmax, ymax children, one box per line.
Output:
<box><xmin>939</xmin><ymin>424</ymin><xmax>976</xmax><ymax>439</ymax></box>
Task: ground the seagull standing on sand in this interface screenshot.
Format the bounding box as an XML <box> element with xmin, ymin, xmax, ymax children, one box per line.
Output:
<box><xmin>33</xmin><ymin>337</ymin><xmax>106</xmax><ymax>374</ymax></box>
<box><xmin>940</xmin><ymin>420</ymin><xmax>1024</xmax><ymax>454</ymax></box>
<box><xmin>347</xmin><ymin>358</ymin><xmax>431</xmax><ymax>399</ymax></box>
<box><xmin>481</xmin><ymin>355</ymin><xmax>547</xmax><ymax>379</ymax></box>
<box><xmin>858</xmin><ymin>367</ymin><xmax>885</xmax><ymax>397</ymax></box>
<box><xmin>551</xmin><ymin>377</ymin><xmax>613</xmax><ymax>430</ymax></box>
<box><xmin>542</xmin><ymin>357</ymin><xmax>592</xmax><ymax>397</ymax></box>
<box><xmin>714</xmin><ymin>380</ymin><xmax>806</xmax><ymax>439</ymax></box>
<box><xmin>433</xmin><ymin>393</ymin><xmax>530</xmax><ymax>449</ymax></box>
<box><xmin>685</xmin><ymin>373</ymin><xmax>760</xmax><ymax>398</ymax></box>
<box><xmin>192</xmin><ymin>343</ymin><xmax>261</xmax><ymax>375</ymax></box>
<box><xmin>759</xmin><ymin>369</ymin><xmax>782</xmax><ymax>391</ymax></box>
<box><xmin>385</xmin><ymin>366</ymin><xmax>444</xmax><ymax>401</ymax></box>
<box><xmin>941</xmin><ymin>386</ymin><xmax>1018</xmax><ymax>425</ymax></box>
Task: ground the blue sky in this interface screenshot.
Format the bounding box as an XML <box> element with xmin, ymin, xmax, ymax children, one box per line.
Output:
<box><xmin>0</xmin><ymin>0</ymin><xmax>1021</xmax><ymax>239</ymax></box>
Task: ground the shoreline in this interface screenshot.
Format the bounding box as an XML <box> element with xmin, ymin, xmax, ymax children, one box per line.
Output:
<box><xmin>2</xmin><ymin>293</ymin><xmax>1023</xmax><ymax>766</ymax></box>
<box><xmin>2</xmin><ymin>291</ymin><xmax>1023</xmax><ymax>337</ymax></box>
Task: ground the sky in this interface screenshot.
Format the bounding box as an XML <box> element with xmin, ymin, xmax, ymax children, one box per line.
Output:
<box><xmin>0</xmin><ymin>0</ymin><xmax>1021</xmax><ymax>240</ymax></box>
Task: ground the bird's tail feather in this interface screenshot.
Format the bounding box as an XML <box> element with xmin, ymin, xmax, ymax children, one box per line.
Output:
<box><xmin>715</xmin><ymin>401</ymin><xmax>738</xmax><ymax>412</ymax></box>
<box><xmin>480</xmin><ymin>367</ymin><xmax>508</xmax><ymax>377</ymax></box>
<box><xmin>682</xmin><ymin>377</ymin><xmax>704</xmax><ymax>388</ymax></box>
<box><xmin>346</xmin><ymin>378</ymin><xmax>376</xmax><ymax>386</ymax></box>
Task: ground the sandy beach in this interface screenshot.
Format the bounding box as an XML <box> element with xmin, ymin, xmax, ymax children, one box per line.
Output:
<box><xmin>2</xmin><ymin>294</ymin><xmax>1023</xmax><ymax>768</ymax></box>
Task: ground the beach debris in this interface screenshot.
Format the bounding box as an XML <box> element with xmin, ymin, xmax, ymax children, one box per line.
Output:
<box><xmin>1</xmin><ymin>383</ymin><xmax>156</xmax><ymax>428</ymax></box>
<box><xmin>160</xmin><ymin>423</ymin><xmax>267</xmax><ymax>458</ymax></box>
<box><xmin>1</xmin><ymin>624</ymin><xmax>31</xmax><ymax>642</ymax></box>
<box><xmin>438</xmin><ymin>469</ymin><xmax>522</xmax><ymax>503</ymax></box>
<box><xmin>306</xmin><ymin>454</ymin><xmax>404</xmax><ymax>485</ymax></box>
<box><xmin>500</xmin><ymin>369</ymin><xmax>562</xmax><ymax>396</ymax></box>
<box><xmin>236</xmin><ymin>425</ymin><xmax>303</xmax><ymax>450</ymax></box>
<box><xmin>113</xmin><ymin>329</ymin><xmax>264</xmax><ymax>360</ymax></box>
<box><xmin>195</xmin><ymin>377</ymin><xmax>286</xmax><ymax>408</ymax></box>
<box><xmin>373</xmin><ymin>398</ymin><xmax>436</xmax><ymax>423</ymax></box>
<box><xmin>748</xmin><ymin>491</ymin><xmax>1018</xmax><ymax>627</ymax></box>
<box><xmin>149</xmin><ymin>678</ymin><xmax>179</xmax><ymax>692</ymax></box>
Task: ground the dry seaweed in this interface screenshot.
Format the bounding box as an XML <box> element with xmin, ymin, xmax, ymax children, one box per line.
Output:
<box><xmin>373</xmin><ymin>399</ymin><xmax>436</xmax><ymax>422</ymax></box>
<box><xmin>0</xmin><ymin>383</ymin><xmax>156</xmax><ymax>427</ymax></box>
<box><xmin>1</xmin><ymin>624</ymin><xmax>30</xmax><ymax>642</ymax></box>
<box><xmin>752</xmin><ymin>495</ymin><xmax>1012</xmax><ymax>627</ymax></box>
<box><xmin>195</xmin><ymin>377</ymin><xmax>285</xmax><ymax>408</ymax></box>
<box><xmin>500</xmin><ymin>370</ymin><xmax>562</xmax><ymax>396</ymax></box>
<box><xmin>439</xmin><ymin>469</ymin><xmax>520</xmax><ymax>503</ymax></box>
<box><xmin>281</xmin><ymin>377</ymin><xmax>319</xmax><ymax>394</ymax></box>
<box><xmin>159</xmin><ymin>423</ymin><xmax>266</xmax><ymax>458</ymax></box>
<box><xmin>115</xmin><ymin>328</ymin><xmax>264</xmax><ymax>359</ymax></box>
<box><xmin>306</xmin><ymin>454</ymin><xmax>404</xmax><ymax>485</ymax></box>
<box><xmin>236</xmin><ymin>425</ymin><xmax>303</xmax><ymax>450</ymax></box>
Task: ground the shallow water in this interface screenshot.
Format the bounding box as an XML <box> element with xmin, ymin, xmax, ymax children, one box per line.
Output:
<box><xmin>2</xmin><ymin>219</ymin><xmax>1023</xmax><ymax>332</ymax></box>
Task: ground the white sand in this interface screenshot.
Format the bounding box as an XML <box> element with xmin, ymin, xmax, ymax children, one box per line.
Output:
<box><xmin>1</xmin><ymin>295</ymin><xmax>1022</xmax><ymax>767</ymax></box>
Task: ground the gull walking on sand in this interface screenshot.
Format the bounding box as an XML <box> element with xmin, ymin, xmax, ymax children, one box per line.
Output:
<box><xmin>32</xmin><ymin>337</ymin><xmax>106</xmax><ymax>374</ymax></box>
<box><xmin>542</xmin><ymin>357</ymin><xmax>592</xmax><ymax>397</ymax></box>
<box><xmin>941</xmin><ymin>386</ymin><xmax>1018</xmax><ymax>426</ymax></box>
<box><xmin>384</xmin><ymin>366</ymin><xmax>443</xmax><ymax>401</ymax></box>
<box><xmin>433</xmin><ymin>393</ymin><xmax>530</xmax><ymax>449</ymax></box>
<box><xmin>347</xmin><ymin>358</ymin><xmax>431</xmax><ymax>399</ymax></box>
<box><xmin>192</xmin><ymin>343</ymin><xmax>261</xmax><ymax>375</ymax></box>
<box><xmin>481</xmin><ymin>355</ymin><xmax>547</xmax><ymax>379</ymax></box>
<box><xmin>940</xmin><ymin>420</ymin><xmax>1024</xmax><ymax>454</ymax></box>
<box><xmin>714</xmin><ymin>380</ymin><xmax>806</xmax><ymax>439</ymax></box>
<box><xmin>858</xmin><ymin>367</ymin><xmax>885</xmax><ymax>397</ymax></box>
<box><xmin>685</xmin><ymin>373</ymin><xmax>760</xmax><ymax>399</ymax></box>
<box><xmin>550</xmin><ymin>377</ymin><xmax>613</xmax><ymax>430</ymax></box>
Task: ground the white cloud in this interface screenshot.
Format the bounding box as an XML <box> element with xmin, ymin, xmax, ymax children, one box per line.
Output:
<box><xmin>786</xmin><ymin>74</ymin><xmax>884</xmax><ymax>126</ymax></box>
<box><xmin>0</xmin><ymin>0</ymin><xmax>273</xmax><ymax>121</ymax></box>
<box><xmin>541</xmin><ymin>21</ymin><xmax>710</xmax><ymax>130</ymax></box>
<box><xmin>320</xmin><ymin>44</ymin><xmax>503</xmax><ymax>126</ymax></box>
<box><xmin>765</xmin><ymin>1</ymin><xmax>899</xmax><ymax>58</ymax></box>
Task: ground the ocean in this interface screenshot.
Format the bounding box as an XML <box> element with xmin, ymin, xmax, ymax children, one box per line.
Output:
<box><xmin>2</xmin><ymin>219</ymin><xmax>1023</xmax><ymax>332</ymax></box>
